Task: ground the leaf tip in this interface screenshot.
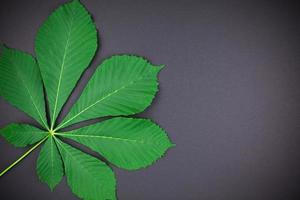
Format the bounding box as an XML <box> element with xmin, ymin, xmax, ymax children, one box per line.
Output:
<box><xmin>71</xmin><ymin>0</ymin><xmax>81</xmax><ymax>5</ymax></box>
<box><xmin>159</xmin><ymin>64</ymin><xmax>166</xmax><ymax>68</ymax></box>
<box><xmin>170</xmin><ymin>143</ymin><xmax>176</xmax><ymax>148</ymax></box>
<box><xmin>151</xmin><ymin>64</ymin><xmax>165</xmax><ymax>74</ymax></box>
<box><xmin>69</xmin><ymin>0</ymin><xmax>84</xmax><ymax>8</ymax></box>
<box><xmin>49</xmin><ymin>184</ymin><xmax>56</xmax><ymax>191</ymax></box>
<box><xmin>157</xmin><ymin>64</ymin><xmax>165</xmax><ymax>71</ymax></box>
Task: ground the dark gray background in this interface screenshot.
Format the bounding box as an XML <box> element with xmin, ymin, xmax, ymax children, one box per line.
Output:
<box><xmin>0</xmin><ymin>0</ymin><xmax>300</xmax><ymax>199</ymax></box>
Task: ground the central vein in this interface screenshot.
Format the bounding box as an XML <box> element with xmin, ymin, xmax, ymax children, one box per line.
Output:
<box><xmin>50</xmin><ymin>16</ymin><xmax>74</xmax><ymax>129</ymax></box>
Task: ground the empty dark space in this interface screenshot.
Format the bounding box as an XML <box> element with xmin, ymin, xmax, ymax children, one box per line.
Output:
<box><xmin>0</xmin><ymin>0</ymin><xmax>300</xmax><ymax>199</ymax></box>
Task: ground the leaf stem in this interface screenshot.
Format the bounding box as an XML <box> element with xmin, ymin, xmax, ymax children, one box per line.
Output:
<box><xmin>0</xmin><ymin>136</ymin><xmax>49</xmax><ymax>177</ymax></box>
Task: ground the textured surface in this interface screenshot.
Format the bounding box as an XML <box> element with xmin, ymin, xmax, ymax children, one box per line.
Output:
<box><xmin>0</xmin><ymin>47</ymin><xmax>47</xmax><ymax>128</ymax></box>
<box><xmin>58</xmin><ymin>55</ymin><xmax>161</xmax><ymax>129</ymax></box>
<box><xmin>37</xmin><ymin>137</ymin><xmax>64</xmax><ymax>190</ymax></box>
<box><xmin>1</xmin><ymin>1</ymin><xmax>169</xmax><ymax>199</ymax></box>
<box><xmin>0</xmin><ymin>0</ymin><xmax>300</xmax><ymax>200</ymax></box>
<box><xmin>58</xmin><ymin>117</ymin><xmax>173</xmax><ymax>170</ymax></box>
<box><xmin>56</xmin><ymin>139</ymin><xmax>116</xmax><ymax>200</ymax></box>
<box><xmin>35</xmin><ymin>0</ymin><xmax>97</xmax><ymax>129</ymax></box>
<box><xmin>0</xmin><ymin>124</ymin><xmax>47</xmax><ymax>147</ymax></box>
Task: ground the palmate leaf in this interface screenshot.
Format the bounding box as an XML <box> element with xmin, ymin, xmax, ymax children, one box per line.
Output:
<box><xmin>0</xmin><ymin>0</ymin><xmax>173</xmax><ymax>199</ymax></box>
<box><xmin>0</xmin><ymin>124</ymin><xmax>47</xmax><ymax>147</ymax></box>
<box><xmin>37</xmin><ymin>137</ymin><xmax>64</xmax><ymax>190</ymax></box>
<box><xmin>35</xmin><ymin>0</ymin><xmax>97</xmax><ymax>129</ymax></box>
<box><xmin>0</xmin><ymin>47</ymin><xmax>48</xmax><ymax>128</ymax></box>
<box><xmin>55</xmin><ymin>138</ymin><xmax>116</xmax><ymax>200</ymax></box>
<box><xmin>57</xmin><ymin>55</ymin><xmax>163</xmax><ymax>130</ymax></box>
<box><xmin>58</xmin><ymin>117</ymin><xmax>174</xmax><ymax>170</ymax></box>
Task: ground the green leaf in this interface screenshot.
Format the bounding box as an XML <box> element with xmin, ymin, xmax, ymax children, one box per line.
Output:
<box><xmin>0</xmin><ymin>124</ymin><xmax>47</xmax><ymax>147</ymax></box>
<box><xmin>57</xmin><ymin>55</ymin><xmax>163</xmax><ymax>129</ymax></box>
<box><xmin>35</xmin><ymin>0</ymin><xmax>97</xmax><ymax>129</ymax></box>
<box><xmin>0</xmin><ymin>47</ymin><xmax>48</xmax><ymax>128</ymax></box>
<box><xmin>58</xmin><ymin>117</ymin><xmax>173</xmax><ymax>170</ymax></box>
<box><xmin>55</xmin><ymin>138</ymin><xmax>116</xmax><ymax>200</ymax></box>
<box><xmin>0</xmin><ymin>1</ymin><xmax>173</xmax><ymax>199</ymax></box>
<box><xmin>37</xmin><ymin>137</ymin><xmax>64</xmax><ymax>190</ymax></box>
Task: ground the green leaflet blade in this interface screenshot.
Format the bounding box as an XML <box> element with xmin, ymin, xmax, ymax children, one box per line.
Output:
<box><xmin>55</xmin><ymin>138</ymin><xmax>116</xmax><ymax>200</ymax></box>
<box><xmin>57</xmin><ymin>55</ymin><xmax>163</xmax><ymax>129</ymax></box>
<box><xmin>58</xmin><ymin>117</ymin><xmax>174</xmax><ymax>170</ymax></box>
<box><xmin>0</xmin><ymin>47</ymin><xmax>48</xmax><ymax>128</ymax></box>
<box><xmin>37</xmin><ymin>137</ymin><xmax>64</xmax><ymax>190</ymax></box>
<box><xmin>0</xmin><ymin>124</ymin><xmax>47</xmax><ymax>147</ymax></box>
<box><xmin>35</xmin><ymin>0</ymin><xmax>97</xmax><ymax>129</ymax></box>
